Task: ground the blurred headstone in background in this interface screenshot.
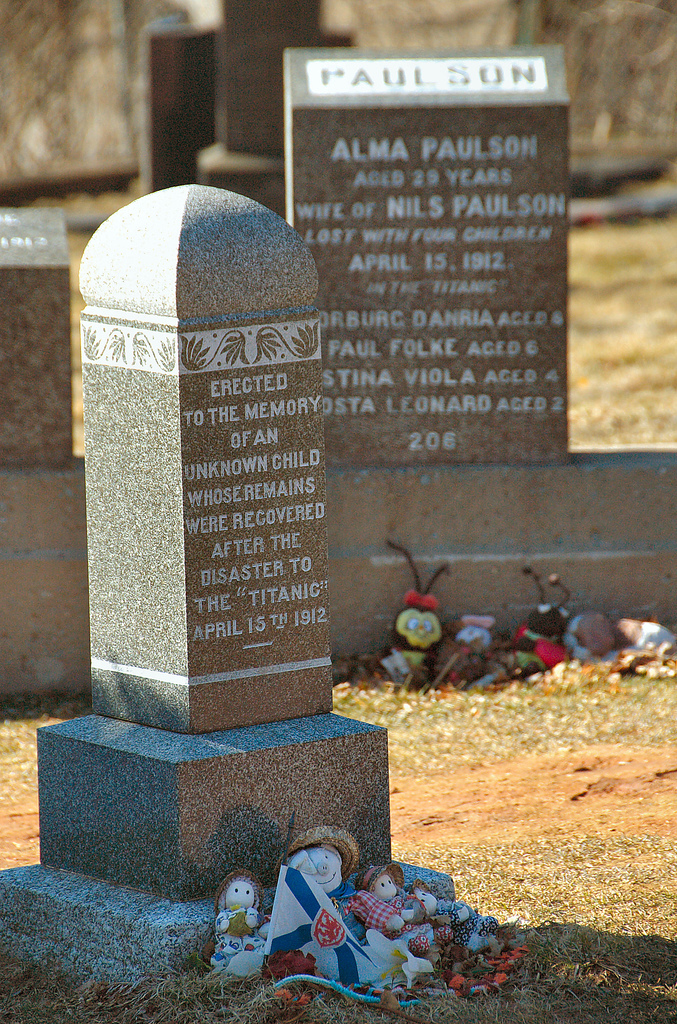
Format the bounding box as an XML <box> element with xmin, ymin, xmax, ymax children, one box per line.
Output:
<box><xmin>196</xmin><ymin>0</ymin><xmax>352</xmax><ymax>214</ymax></box>
<box><xmin>1</xmin><ymin>1</ymin><xmax>677</xmax><ymax>202</ymax></box>
<box><xmin>143</xmin><ymin>18</ymin><xmax>216</xmax><ymax>192</ymax></box>
<box><xmin>0</xmin><ymin>208</ymin><xmax>71</xmax><ymax>467</ymax></box>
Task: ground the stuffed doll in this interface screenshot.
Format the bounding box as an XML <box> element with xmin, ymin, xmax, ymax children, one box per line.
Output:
<box><xmin>347</xmin><ymin>863</ymin><xmax>436</xmax><ymax>953</ymax></box>
<box><xmin>211</xmin><ymin>869</ymin><xmax>269</xmax><ymax>976</ymax></box>
<box><xmin>513</xmin><ymin>567</ymin><xmax>570</xmax><ymax>673</ymax></box>
<box><xmin>285</xmin><ymin>825</ymin><xmax>359</xmax><ymax>898</ymax></box>
<box><xmin>565</xmin><ymin>612</ymin><xmax>676</xmax><ymax>662</ymax></box>
<box><xmin>284</xmin><ymin>825</ymin><xmax>366</xmax><ymax>940</ymax></box>
<box><xmin>435</xmin><ymin>896</ymin><xmax>501</xmax><ymax>953</ymax></box>
<box><xmin>277</xmin><ymin>831</ymin><xmax>433</xmax><ymax>987</ymax></box>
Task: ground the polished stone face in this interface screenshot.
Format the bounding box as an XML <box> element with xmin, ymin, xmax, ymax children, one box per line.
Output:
<box><xmin>80</xmin><ymin>186</ymin><xmax>332</xmax><ymax>732</ymax></box>
<box><xmin>285</xmin><ymin>49</ymin><xmax>569</xmax><ymax>467</ymax></box>
<box><xmin>0</xmin><ymin>208</ymin><xmax>71</xmax><ymax>467</ymax></box>
<box><xmin>37</xmin><ymin>713</ymin><xmax>392</xmax><ymax>900</ymax></box>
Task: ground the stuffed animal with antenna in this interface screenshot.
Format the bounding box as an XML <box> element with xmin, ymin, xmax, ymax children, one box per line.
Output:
<box><xmin>384</xmin><ymin>540</ymin><xmax>449</xmax><ymax>674</ymax></box>
<box><xmin>513</xmin><ymin>567</ymin><xmax>570</xmax><ymax>673</ymax></box>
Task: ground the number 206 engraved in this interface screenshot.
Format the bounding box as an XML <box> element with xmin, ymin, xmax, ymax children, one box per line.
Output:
<box><xmin>408</xmin><ymin>431</ymin><xmax>457</xmax><ymax>452</ymax></box>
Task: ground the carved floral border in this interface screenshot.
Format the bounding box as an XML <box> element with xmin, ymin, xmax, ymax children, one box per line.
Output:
<box><xmin>81</xmin><ymin>318</ymin><xmax>321</xmax><ymax>375</ymax></box>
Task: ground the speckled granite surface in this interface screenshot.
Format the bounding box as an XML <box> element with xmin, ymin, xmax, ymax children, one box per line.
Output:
<box><xmin>80</xmin><ymin>185</ymin><xmax>333</xmax><ymax>733</ymax></box>
<box><xmin>38</xmin><ymin>713</ymin><xmax>391</xmax><ymax>898</ymax></box>
<box><xmin>0</xmin><ymin>208</ymin><xmax>71</xmax><ymax>467</ymax></box>
<box><xmin>0</xmin><ymin>860</ymin><xmax>455</xmax><ymax>983</ymax></box>
<box><xmin>0</xmin><ymin>865</ymin><xmax>213</xmax><ymax>983</ymax></box>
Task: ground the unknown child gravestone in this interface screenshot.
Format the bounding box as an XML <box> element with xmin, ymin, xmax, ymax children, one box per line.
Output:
<box><xmin>0</xmin><ymin>186</ymin><xmax>396</xmax><ymax>981</ymax></box>
<box><xmin>78</xmin><ymin>186</ymin><xmax>332</xmax><ymax>734</ymax></box>
<box><xmin>285</xmin><ymin>47</ymin><xmax>569</xmax><ymax>466</ymax></box>
<box><xmin>0</xmin><ymin>208</ymin><xmax>71</xmax><ymax>467</ymax></box>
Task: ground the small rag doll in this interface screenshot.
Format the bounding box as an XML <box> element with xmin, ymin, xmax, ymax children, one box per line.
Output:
<box><xmin>211</xmin><ymin>869</ymin><xmax>269</xmax><ymax>976</ymax></box>
<box><xmin>347</xmin><ymin>863</ymin><xmax>436</xmax><ymax>954</ymax></box>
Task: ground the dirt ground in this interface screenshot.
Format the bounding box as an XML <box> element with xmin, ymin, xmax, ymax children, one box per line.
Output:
<box><xmin>391</xmin><ymin>743</ymin><xmax>677</xmax><ymax>847</ymax></box>
<box><xmin>3</xmin><ymin>732</ymin><xmax>676</xmax><ymax>876</ymax></box>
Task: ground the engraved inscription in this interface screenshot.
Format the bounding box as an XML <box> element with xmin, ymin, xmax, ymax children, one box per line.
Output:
<box><xmin>288</xmin><ymin>67</ymin><xmax>568</xmax><ymax>465</ymax></box>
<box><xmin>180</xmin><ymin>318</ymin><xmax>329</xmax><ymax>671</ymax></box>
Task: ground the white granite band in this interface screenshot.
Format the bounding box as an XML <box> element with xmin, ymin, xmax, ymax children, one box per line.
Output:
<box><xmin>81</xmin><ymin>316</ymin><xmax>321</xmax><ymax>375</ymax></box>
<box><xmin>91</xmin><ymin>656</ymin><xmax>332</xmax><ymax>686</ymax></box>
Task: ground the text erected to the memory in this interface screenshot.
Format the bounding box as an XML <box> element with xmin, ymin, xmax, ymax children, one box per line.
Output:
<box><xmin>180</xmin><ymin>343</ymin><xmax>330</xmax><ymax>668</ymax></box>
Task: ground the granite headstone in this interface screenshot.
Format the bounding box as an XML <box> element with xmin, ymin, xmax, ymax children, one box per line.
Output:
<box><xmin>78</xmin><ymin>185</ymin><xmax>332</xmax><ymax>733</ymax></box>
<box><xmin>33</xmin><ymin>185</ymin><xmax>392</xmax><ymax>901</ymax></box>
<box><xmin>285</xmin><ymin>48</ymin><xmax>569</xmax><ymax>467</ymax></box>
<box><xmin>217</xmin><ymin>0</ymin><xmax>351</xmax><ymax>159</ymax></box>
<box><xmin>144</xmin><ymin>21</ymin><xmax>216</xmax><ymax>192</ymax></box>
<box><xmin>0</xmin><ymin>208</ymin><xmax>71</xmax><ymax>467</ymax></box>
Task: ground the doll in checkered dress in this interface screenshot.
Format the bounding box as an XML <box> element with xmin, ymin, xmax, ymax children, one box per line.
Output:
<box><xmin>346</xmin><ymin>864</ymin><xmax>437</xmax><ymax>955</ymax></box>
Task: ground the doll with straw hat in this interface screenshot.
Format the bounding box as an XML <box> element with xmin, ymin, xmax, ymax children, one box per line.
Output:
<box><xmin>284</xmin><ymin>824</ymin><xmax>360</xmax><ymax>900</ymax></box>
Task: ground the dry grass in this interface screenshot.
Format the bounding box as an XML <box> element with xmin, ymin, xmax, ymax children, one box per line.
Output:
<box><xmin>568</xmin><ymin>198</ymin><xmax>677</xmax><ymax>448</ymax></box>
<box><xmin>1</xmin><ymin>932</ymin><xmax>675</xmax><ymax>1024</ymax></box>
<box><xmin>334</xmin><ymin>665</ymin><xmax>677</xmax><ymax>776</ymax></box>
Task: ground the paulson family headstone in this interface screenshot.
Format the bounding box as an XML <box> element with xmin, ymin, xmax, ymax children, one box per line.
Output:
<box><xmin>0</xmin><ymin>186</ymin><xmax>393</xmax><ymax>981</ymax></box>
<box><xmin>285</xmin><ymin>48</ymin><xmax>569</xmax><ymax>467</ymax></box>
<box><xmin>0</xmin><ymin>208</ymin><xmax>71</xmax><ymax>467</ymax></box>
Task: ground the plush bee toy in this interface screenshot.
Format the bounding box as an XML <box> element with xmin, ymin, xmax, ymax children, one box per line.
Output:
<box><xmin>386</xmin><ymin>540</ymin><xmax>449</xmax><ymax>672</ymax></box>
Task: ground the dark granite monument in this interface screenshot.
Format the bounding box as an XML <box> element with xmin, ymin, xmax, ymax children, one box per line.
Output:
<box><xmin>285</xmin><ymin>48</ymin><xmax>569</xmax><ymax>467</ymax></box>
<box><xmin>0</xmin><ymin>208</ymin><xmax>71</xmax><ymax>467</ymax></box>
<box><xmin>144</xmin><ymin>20</ymin><xmax>216</xmax><ymax>192</ymax></box>
<box><xmin>216</xmin><ymin>0</ymin><xmax>349</xmax><ymax>159</ymax></box>
<box><xmin>196</xmin><ymin>0</ymin><xmax>351</xmax><ymax>216</ymax></box>
<box><xmin>0</xmin><ymin>185</ymin><xmax>399</xmax><ymax>980</ymax></box>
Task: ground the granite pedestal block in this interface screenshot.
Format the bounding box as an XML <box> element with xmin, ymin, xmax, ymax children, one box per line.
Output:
<box><xmin>38</xmin><ymin>713</ymin><xmax>391</xmax><ymax>900</ymax></box>
<box><xmin>0</xmin><ymin>865</ymin><xmax>213</xmax><ymax>983</ymax></box>
<box><xmin>0</xmin><ymin>860</ymin><xmax>454</xmax><ymax>983</ymax></box>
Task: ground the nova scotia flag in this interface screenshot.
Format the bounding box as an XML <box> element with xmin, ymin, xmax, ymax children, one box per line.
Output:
<box><xmin>264</xmin><ymin>866</ymin><xmax>385</xmax><ymax>985</ymax></box>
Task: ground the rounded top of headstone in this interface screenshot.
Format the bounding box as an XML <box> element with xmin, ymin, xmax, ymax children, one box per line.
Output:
<box><xmin>80</xmin><ymin>185</ymin><xmax>318</xmax><ymax>319</ymax></box>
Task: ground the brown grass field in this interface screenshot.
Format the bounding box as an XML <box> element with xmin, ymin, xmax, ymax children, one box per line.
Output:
<box><xmin>1</xmin><ymin>195</ymin><xmax>677</xmax><ymax>1021</ymax></box>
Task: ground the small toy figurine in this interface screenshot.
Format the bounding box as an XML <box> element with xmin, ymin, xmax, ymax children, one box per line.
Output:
<box><xmin>211</xmin><ymin>869</ymin><xmax>269</xmax><ymax>976</ymax></box>
<box><xmin>513</xmin><ymin>567</ymin><xmax>570</xmax><ymax>673</ymax></box>
<box><xmin>383</xmin><ymin>540</ymin><xmax>449</xmax><ymax>675</ymax></box>
<box><xmin>283</xmin><ymin>825</ymin><xmax>366</xmax><ymax>941</ymax></box>
<box><xmin>347</xmin><ymin>863</ymin><xmax>436</xmax><ymax>954</ymax></box>
<box><xmin>565</xmin><ymin>611</ymin><xmax>676</xmax><ymax>662</ymax></box>
<box><xmin>285</xmin><ymin>825</ymin><xmax>359</xmax><ymax>898</ymax></box>
<box><xmin>435</xmin><ymin>897</ymin><xmax>501</xmax><ymax>953</ymax></box>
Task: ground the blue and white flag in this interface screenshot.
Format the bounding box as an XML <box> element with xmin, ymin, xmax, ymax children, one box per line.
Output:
<box><xmin>265</xmin><ymin>866</ymin><xmax>386</xmax><ymax>985</ymax></box>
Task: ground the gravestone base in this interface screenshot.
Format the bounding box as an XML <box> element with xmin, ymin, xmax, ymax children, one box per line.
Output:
<box><xmin>38</xmin><ymin>713</ymin><xmax>391</xmax><ymax>899</ymax></box>
<box><xmin>0</xmin><ymin>865</ymin><xmax>214</xmax><ymax>983</ymax></box>
<box><xmin>0</xmin><ymin>861</ymin><xmax>455</xmax><ymax>984</ymax></box>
